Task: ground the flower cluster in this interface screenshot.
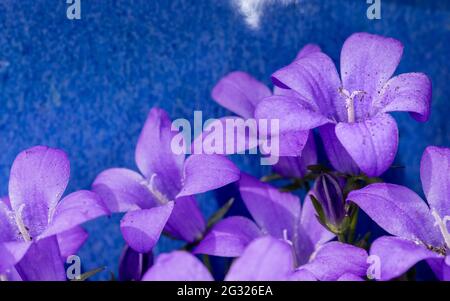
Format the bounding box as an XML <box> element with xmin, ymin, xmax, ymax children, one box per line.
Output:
<box><xmin>0</xmin><ymin>32</ymin><xmax>448</xmax><ymax>281</ymax></box>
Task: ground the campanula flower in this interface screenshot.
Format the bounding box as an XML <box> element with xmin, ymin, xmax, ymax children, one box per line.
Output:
<box><xmin>347</xmin><ymin>146</ymin><xmax>450</xmax><ymax>280</ymax></box>
<box><xmin>256</xmin><ymin>32</ymin><xmax>432</xmax><ymax>177</ymax></box>
<box><xmin>142</xmin><ymin>236</ymin><xmax>368</xmax><ymax>281</ymax></box>
<box><xmin>92</xmin><ymin>108</ymin><xmax>240</xmax><ymax>253</ymax></box>
<box><xmin>0</xmin><ymin>146</ymin><xmax>108</xmax><ymax>280</ymax></box>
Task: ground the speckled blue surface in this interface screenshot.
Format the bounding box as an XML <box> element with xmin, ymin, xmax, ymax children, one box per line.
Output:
<box><xmin>0</xmin><ymin>0</ymin><xmax>448</xmax><ymax>280</ymax></box>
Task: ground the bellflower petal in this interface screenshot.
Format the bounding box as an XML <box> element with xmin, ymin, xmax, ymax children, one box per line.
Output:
<box><xmin>302</xmin><ymin>242</ymin><xmax>368</xmax><ymax>281</ymax></box>
<box><xmin>239</xmin><ymin>173</ymin><xmax>300</xmax><ymax>239</ymax></box>
<box><xmin>57</xmin><ymin>226</ymin><xmax>88</xmax><ymax>258</ymax></box>
<box><xmin>348</xmin><ymin>183</ymin><xmax>441</xmax><ymax>246</ymax></box>
<box><xmin>0</xmin><ymin>241</ymin><xmax>30</xmax><ymax>273</ymax></box>
<box><xmin>370</xmin><ymin>236</ymin><xmax>442</xmax><ymax>281</ymax></box>
<box><xmin>374</xmin><ymin>73</ymin><xmax>432</xmax><ymax>122</ymax></box>
<box><xmin>194</xmin><ymin>216</ymin><xmax>262</xmax><ymax>257</ymax></box>
<box><xmin>9</xmin><ymin>146</ymin><xmax>70</xmax><ymax>238</ymax></box>
<box><xmin>0</xmin><ymin>201</ymin><xmax>18</xmax><ymax>242</ymax></box>
<box><xmin>337</xmin><ymin>273</ymin><xmax>364</xmax><ymax>281</ymax></box>
<box><xmin>119</xmin><ymin>245</ymin><xmax>153</xmax><ymax>281</ymax></box>
<box><xmin>211</xmin><ymin>71</ymin><xmax>271</xmax><ymax>119</ymax></box>
<box><xmin>225</xmin><ymin>236</ymin><xmax>294</xmax><ymax>281</ymax></box>
<box><xmin>273</xmin><ymin>130</ymin><xmax>317</xmax><ymax>178</ymax></box>
<box><xmin>271</xmin><ymin>52</ymin><xmax>343</xmax><ymax>120</ymax></box>
<box><xmin>289</xmin><ymin>268</ymin><xmax>317</xmax><ymax>281</ymax></box>
<box><xmin>120</xmin><ymin>202</ymin><xmax>174</xmax><ymax>253</ymax></box>
<box><xmin>135</xmin><ymin>108</ymin><xmax>185</xmax><ymax>197</ymax></box>
<box><xmin>41</xmin><ymin>190</ymin><xmax>109</xmax><ymax>239</ymax></box>
<box><xmin>295</xmin><ymin>44</ymin><xmax>322</xmax><ymax>60</ymax></box>
<box><xmin>164</xmin><ymin>196</ymin><xmax>206</xmax><ymax>242</ymax></box>
<box><xmin>142</xmin><ymin>251</ymin><xmax>213</xmax><ymax>281</ymax></box>
<box><xmin>255</xmin><ymin>95</ymin><xmax>330</xmax><ymax>134</ymax></box>
<box><xmin>177</xmin><ymin>154</ymin><xmax>240</xmax><ymax>197</ymax></box>
<box><xmin>15</xmin><ymin>236</ymin><xmax>66</xmax><ymax>281</ymax></box>
<box><xmin>92</xmin><ymin>168</ymin><xmax>156</xmax><ymax>212</ymax></box>
<box><xmin>335</xmin><ymin>114</ymin><xmax>399</xmax><ymax>177</ymax></box>
<box><xmin>420</xmin><ymin>146</ymin><xmax>450</xmax><ymax>218</ymax></box>
<box><xmin>341</xmin><ymin>32</ymin><xmax>403</xmax><ymax>118</ymax></box>
<box><xmin>427</xmin><ymin>257</ymin><xmax>450</xmax><ymax>281</ymax></box>
<box><xmin>319</xmin><ymin>124</ymin><xmax>360</xmax><ymax>174</ymax></box>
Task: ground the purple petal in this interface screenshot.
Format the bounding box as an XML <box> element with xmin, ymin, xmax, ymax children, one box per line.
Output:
<box><xmin>135</xmin><ymin>108</ymin><xmax>185</xmax><ymax>198</ymax></box>
<box><xmin>302</xmin><ymin>242</ymin><xmax>368</xmax><ymax>281</ymax></box>
<box><xmin>177</xmin><ymin>154</ymin><xmax>240</xmax><ymax>197</ymax></box>
<box><xmin>295</xmin><ymin>44</ymin><xmax>322</xmax><ymax>60</ymax></box>
<box><xmin>270</xmin><ymin>129</ymin><xmax>310</xmax><ymax>157</ymax></box>
<box><xmin>211</xmin><ymin>71</ymin><xmax>272</xmax><ymax>118</ymax></box>
<box><xmin>255</xmin><ymin>95</ymin><xmax>331</xmax><ymax>133</ymax></box>
<box><xmin>301</xmin><ymin>191</ymin><xmax>335</xmax><ymax>247</ymax></box>
<box><xmin>427</xmin><ymin>256</ymin><xmax>450</xmax><ymax>281</ymax></box>
<box><xmin>318</xmin><ymin>123</ymin><xmax>360</xmax><ymax>175</ymax></box>
<box><xmin>120</xmin><ymin>202</ymin><xmax>174</xmax><ymax>253</ymax></box>
<box><xmin>335</xmin><ymin>114</ymin><xmax>399</xmax><ymax>177</ymax></box>
<box><xmin>341</xmin><ymin>32</ymin><xmax>403</xmax><ymax>118</ymax></box>
<box><xmin>273</xmin><ymin>131</ymin><xmax>317</xmax><ymax>178</ymax></box>
<box><xmin>374</xmin><ymin>73</ymin><xmax>432</xmax><ymax>122</ymax></box>
<box><xmin>15</xmin><ymin>236</ymin><xmax>66</xmax><ymax>281</ymax></box>
<box><xmin>41</xmin><ymin>190</ymin><xmax>109</xmax><ymax>239</ymax></box>
<box><xmin>164</xmin><ymin>196</ymin><xmax>206</xmax><ymax>242</ymax></box>
<box><xmin>337</xmin><ymin>273</ymin><xmax>364</xmax><ymax>281</ymax></box>
<box><xmin>271</xmin><ymin>52</ymin><xmax>343</xmax><ymax>121</ymax></box>
<box><xmin>370</xmin><ymin>236</ymin><xmax>442</xmax><ymax>281</ymax></box>
<box><xmin>194</xmin><ymin>216</ymin><xmax>262</xmax><ymax>257</ymax></box>
<box><xmin>57</xmin><ymin>226</ymin><xmax>88</xmax><ymax>258</ymax></box>
<box><xmin>119</xmin><ymin>245</ymin><xmax>153</xmax><ymax>281</ymax></box>
<box><xmin>142</xmin><ymin>251</ymin><xmax>213</xmax><ymax>281</ymax></box>
<box><xmin>0</xmin><ymin>241</ymin><xmax>30</xmax><ymax>273</ymax></box>
<box><xmin>92</xmin><ymin>168</ymin><xmax>156</xmax><ymax>212</ymax></box>
<box><xmin>225</xmin><ymin>236</ymin><xmax>294</xmax><ymax>281</ymax></box>
<box><xmin>0</xmin><ymin>201</ymin><xmax>18</xmax><ymax>242</ymax></box>
<box><xmin>289</xmin><ymin>268</ymin><xmax>317</xmax><ymax>281</ymax></box>
<box><xmin>348</xmin><ymin>183</ymin><xmax>441</xmax><ymax>246</ymax></box>
<box><xmin>192</xmin><ymin>116</ymin><xmax>259</xmax><ymax>155</ymax></box>
<box><xmin>9</xmin><ymin>146</ymin><xmax>70</xmax><ymax>238</ymax></box>
<box><xmin>420</xmin><ymin>146</ymin><xmax>450</xmax><ymax>218</ymax></box>
<box><xmin>239</xmin><ymin>173</ymin><xmax>300</xmax><ymax>239</ymax></box>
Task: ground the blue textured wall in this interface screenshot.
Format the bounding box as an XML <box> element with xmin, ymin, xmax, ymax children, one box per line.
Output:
<box><xmin>0</xmin><ymin>0</ymin><xmax>448</xmax><ymax>280</ymax></box>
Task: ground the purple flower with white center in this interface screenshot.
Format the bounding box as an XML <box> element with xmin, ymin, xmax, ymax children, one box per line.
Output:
<box><xmin>0</xmin><ymin>146</ymin><xmax>108</xmax><ymax>281</ymax></box>
<box><xmin>194</xmin><ymin>173</ymin><xmax>335</xmax><ymax>266</ymax></box>
<box><xmin>256</xmin><ymin>32</ymin><xmax>432</xmax><ymax>177</ymax></box>
<box><xmin>141</xmin><ymin>236</ymin><xmax>369</xmax><ymax>281</ymax></box>
<box><xmin>92</xmin><ymin>108</ymin><xmax>240</xmax><ymax>253</ymax></box>
<box><xmin>347</xmin><ymin>146</ymin><xmax>450</xmax><ymax>280</ymax></box>
<box><xmin>208</xmin><ymin>44</ymin><xmax>321</xmax><ymax>175</ymax></box>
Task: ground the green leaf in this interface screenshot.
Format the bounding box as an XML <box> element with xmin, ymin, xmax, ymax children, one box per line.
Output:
<box><xmin>309</xmin><ymin>194</ymin><xmax>327</xmax><ymax>227</ymax></box>
<box><xmin>260</xmin><ymin>173</ymin><xmax>282</xmax><ymax>182</ymax></box>
<box><xmin>71</xmin><ymin>266</ymin><xmax>105</xmax><ymax>281</ymax></box>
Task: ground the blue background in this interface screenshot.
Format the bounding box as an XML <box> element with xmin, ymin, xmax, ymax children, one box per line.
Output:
<box><xmin>0</xmin><ymin>0</ymin><xmax>448</xmax><ymax>280</ymax></box>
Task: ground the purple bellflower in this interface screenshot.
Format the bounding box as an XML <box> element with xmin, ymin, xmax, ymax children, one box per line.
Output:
<box><xmin>142</xmin><ymin>236</ymin><xmax>369</xmax><ymax>281</ymax></box>
<box><xmin>92</xmin><ymin>108</ymin><xmax>240</xmax><ymax>253</ymax></box>
<box><xmin>256</xmin><ymin>32</ymin><xmax>432</xmax><ymax>177</ymax></box>
<box><xmin>0</xmin><ymin>146</ymin><xmax>108</xmax><ymax>281</ymax></box>
<box><xmin>194</xmin><ymin>173</ymin><xmax>335</xmax><ymax>266</ymax></box>
<box><xmin>208</xmin><ymin>45</ymin><xmax>321</xmax><ymax>176</ymax></box>
<box><xmin>348</xmin><ymin>146</ymin><xmax>450</xmax><ymax>280</ymax></box>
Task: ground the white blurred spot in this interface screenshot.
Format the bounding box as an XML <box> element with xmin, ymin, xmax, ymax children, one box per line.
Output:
<box><xmin>233</xmin><ymin>0</ymin><xmax>298</xmax><ymax>29</ymax></box>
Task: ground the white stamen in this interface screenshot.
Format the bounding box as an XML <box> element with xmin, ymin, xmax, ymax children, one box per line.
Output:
<box><xmin>339</xmin><ymin>88</ymin><xmax>366</xmax><ymax>123</ymax></box>
<box><xmin>282</xmin><ymin>229</ymin><xmax>293</xmax><ymax>246</ymax></box>
<box><xmin>431</xmin><ymin>209</ymin><xmax>450</xmax><ymax>249</ymax></box>
<box><xmin>141</xmin><ymin>174</ymin><xmax>171</xmax><ymax>205</ymax></box>
<box><xmin>14</xmin><ymin>204</ymin><xmax>32</xmax><ymax>242</ymax></box>
<box><xmin>0</xmin><ymin>274</ymin><xmax>7</xmax><ymax>281</ymax></box>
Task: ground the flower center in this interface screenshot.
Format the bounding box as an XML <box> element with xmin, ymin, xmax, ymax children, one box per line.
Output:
<box><xmin>14</xmin><ymin>204</ymin><xmax>32</xmax><ymax>242</ymax></box>
<box><xmin>339</xmin><ymin>88</ymin><xmax>366</xmax><ymax>123</ymax></box>
<box><xmin>141</xmin><ymin>174</ymin><xmax>171</xmax><ymax>205</ymax></box>
<box><xmin>431</xmin><ymin>209</ymin><xmax>450</xmax><ymax>250</ymax></box>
